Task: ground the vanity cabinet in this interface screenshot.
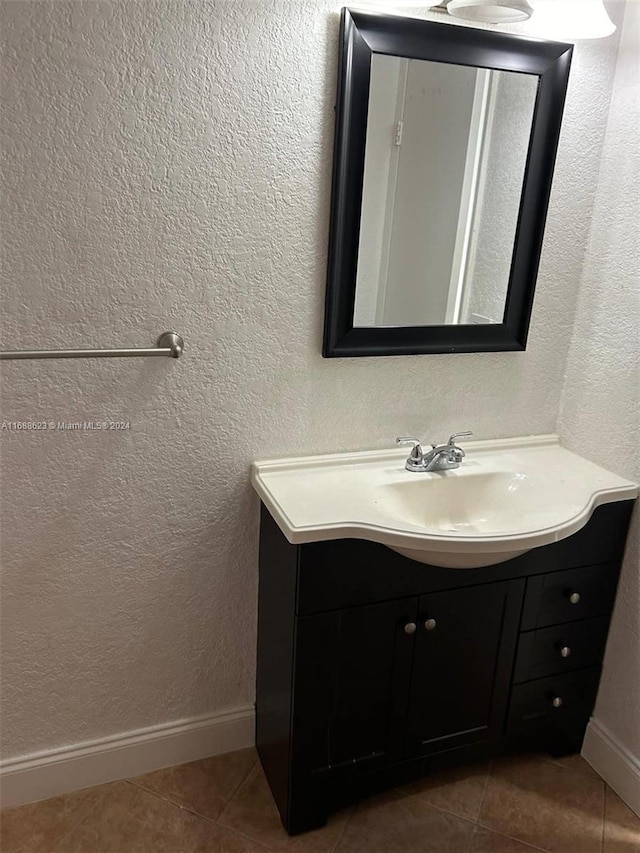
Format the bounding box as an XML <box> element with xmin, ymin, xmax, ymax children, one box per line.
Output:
<box><xmin>256</xmin><ymin>500</ymin><xmax>634</xmax><ymax>835</ymax></box>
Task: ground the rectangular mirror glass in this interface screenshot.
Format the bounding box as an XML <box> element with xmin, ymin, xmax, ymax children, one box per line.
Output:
<box><xmin>354</xmin><ymin>57</ymin><xmax>538</xmax><ymax>328</ymax></box>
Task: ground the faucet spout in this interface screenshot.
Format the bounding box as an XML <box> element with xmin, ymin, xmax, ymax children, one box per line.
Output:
<box><xmin>397</xmin><ymin>431</ymin><xmax>472</xmax><ymax>472</ymax></box>
<box><xmin>422</xmin><ymin>444</ymin><xmax>463</xmax><ymax>472</ymax></box>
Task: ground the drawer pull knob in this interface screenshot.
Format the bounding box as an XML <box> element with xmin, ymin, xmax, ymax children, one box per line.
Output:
<box><xmin>552</xmin><ymin>696</ymin><xmax>564</xmax><ymax>708</ymax></box>
<box><xmin>424</xmin><ymin>618</ymin><xmax>437</xmax><ymax>631</ymax></box>
<box><xmin>569</xmin><ymin>592</ymin><xmax>581</xmax><ymax>605</ymax></box>
<box><xmin>560</xmin><ymin>646</ymin><xmax>571</xmax><ymax>658</ymax></box>
<box><xmin>404</xmin><ymin>622</ymin><xmax>417</xmax><ymax>635</ymax></box>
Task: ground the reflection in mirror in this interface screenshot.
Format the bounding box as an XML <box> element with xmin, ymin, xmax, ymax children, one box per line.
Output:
<box><xmin>353</xmin><ymin>56</ymin><xmax>538</xmax><ymax>328</ymax></box>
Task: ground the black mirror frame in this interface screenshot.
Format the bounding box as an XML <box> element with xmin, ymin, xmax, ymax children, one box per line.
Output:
<box><xmin>323</xmin><ymin>8</ymin><xmax>573</xmax><ymax>357</ymax></box>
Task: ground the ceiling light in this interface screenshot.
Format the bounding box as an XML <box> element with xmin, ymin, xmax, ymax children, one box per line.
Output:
<box><xmin>447</xmin><ymin>0</ymin><xmax>534</xmax><ymax>23</ymax></box>
<box><xmin>358</xmin><ymin>1</ymin><xmax>441</xmax><ymax>8</ymax></box>
<box><xmin>524</xmin><ymin>1</ymin><xmax>616</xmax><ymax>41</ymax></box>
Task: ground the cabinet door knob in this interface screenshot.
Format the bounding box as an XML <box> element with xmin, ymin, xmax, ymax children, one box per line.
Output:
<box><xmin>424</xmin><ymin>618</ymin><xmax>437</xmax><ymax>631</ymax></box>
<box><xmin>552</xmin><ymin>696</ymin><xmax>563</xmax><ymax>708</ymax></box>
<box><xmin>560</xmin><ymin>646</ymin><xmax>571</xmax><ymax>658</ymax></box>
<box><xmin>404</xmin><ymin>622</ymin><xmax>417</xmax><ymax>635</ymax></box>
<box><xmin>569</xmin><ymin>592</ymin><xmax>581</xmax><ymax>605</ymax></box>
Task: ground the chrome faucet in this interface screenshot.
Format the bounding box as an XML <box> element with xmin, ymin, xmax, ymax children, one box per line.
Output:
<box><xmin>396</xmin><ymin>432</ymin><xmax>473</xmax><ymax>473</ymax></box>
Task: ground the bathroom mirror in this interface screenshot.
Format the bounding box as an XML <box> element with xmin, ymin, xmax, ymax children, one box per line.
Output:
<box><xmin>323</xmin><ymin>9</ymin><xmax>573</xmax><ymax>357</ymax></box>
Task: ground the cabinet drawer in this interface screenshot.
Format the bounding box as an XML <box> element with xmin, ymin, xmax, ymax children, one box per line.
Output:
<box><xmin>513</xmin><ymin>617</ymin><xmax>609</xmax><ymax>683</ymax></box>
<box><xmin>521</xmin><ymin>563</ymin><xmax>619</xmax><ymax>630</ymax></box>
<box><xmin>507</xmin><ymin>667</ymin><xmax>600</xmax><ymax>734</ymax></box>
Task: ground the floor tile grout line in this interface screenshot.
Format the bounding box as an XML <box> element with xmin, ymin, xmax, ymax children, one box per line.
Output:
<box><xmin>46</xmin><ymin>793</ymin><xmax>106</xmax><ymax>850</ymax></box>
<box><xmin>48</xmin><ymin>780</ymin><xmax>271</xmax><ymax>851</ymax></box>
<box><xmin>465</xmin><ymin>760</ymin><xmax>495</xmax><ymax>853</ymax></box>
<box><xmin>125</xmin><ymin>753</ymin><xmax>259</xmax><ymax>828</ymax></box>
<box><xmin>335</xmin><ymin>794</ymin><xmax>482</xmax><ymax>853</ymax></box>
<box><xmin>216</xmin><ymin>815</ymin><xmax>302</xmax><ymax>852</ymax></box>
<box><xmin>125</xmin><ymin>779</ymin><xmax>223</xmax><ymax>826</ymax></box>
<box><xmin>126</xmin><ymin>779</ymin><xmax>191</xmax><ymax>810</ymax></box>
<box><xmin>379</xmin><ymin>788</ymin><xmax>485</xmax><ymax>851</ymax></box>
<box><xmin>401</xmin><ymin>790</ymin><xmax>483</xmax><ymax>828</ymax></box>
<box><xmin>476</xmin><ymin>822</ymin><xmax>554</xmax><ymax>853</ymax></box>
<box><xmin>120</xmin><ymin>781</ymin><xmax>275</xmax><ymax>849</ymax></box>
<box><xmin>477</xmin><ymin>757</ymin><xmax>493</xmax><ymax>824</ymax></box>
<box><xmin>328</xmin><ymin>804</ymin><xmax>355</xmax><ymax>853</ymax></box>
<box><xmin>216</xmin><ymin>761</ymin><xmax>263</xmax><ymax>830</ymax></box>
<box><xmin>218</xmin><ymin>823</ymin><xmax>274</xmax><ymax>851</ymax></box>
<box><xmin>214</xmin><ymin>756</ymin><xmax>260</xmax><ymax>826</ymax></box>
<box><xmin>341</xmin><ymin>794</ymin><xmax>480</xmax><ymax>853</ymax></box>
<box><xmin>466</xmin><ymin>825</ymin><xmax>478</xmax><ymax>853</ymax></box>
<box><xmin>537</xmin><ymin>754</ymin><xmax>605</xmax><ymax>782</ymax></box>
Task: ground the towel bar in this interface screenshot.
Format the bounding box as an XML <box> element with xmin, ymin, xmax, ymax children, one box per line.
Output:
<box><xmin>0</xmin><ymin>332</ymin><xmax>184</xmax><ymax>361</ymax></box>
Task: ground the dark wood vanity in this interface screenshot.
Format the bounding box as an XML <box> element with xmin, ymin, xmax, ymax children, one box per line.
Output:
<box><xmin>255</xmin><ymin>500</ymin><xmax>634</xmax><ymax>835</ymax></box>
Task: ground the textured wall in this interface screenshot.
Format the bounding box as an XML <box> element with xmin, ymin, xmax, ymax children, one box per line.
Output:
<box><xmin>558</xmin><ymin>0</ymin><xmax>639</xmax><ymax>760</ymax></box>
<box><xmin>0</xmin><ymin>0</ymin><xmax>623</xmax><ymax>760</ymax></box>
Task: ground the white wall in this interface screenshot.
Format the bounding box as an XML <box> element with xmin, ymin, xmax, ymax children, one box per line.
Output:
<box><xmin>558</xmin><ymin>0</ymin><xmax>639</xmax><ymax>768</ymax></box>
<box><xmin>383</xmin><ymin>59</ymin><xmax>476</xmax><ymax>326</ymax></box>
<box><xmin>0</xmin><ymin>0</ymin><xmax>627</xmax><ymax>770</ymax></box>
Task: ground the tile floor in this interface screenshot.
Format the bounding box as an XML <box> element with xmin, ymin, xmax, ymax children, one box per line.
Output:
<box><xmin>1</xmin><ymin>749</ymin><xmax>639</xmax><ymax>853</ymax></box>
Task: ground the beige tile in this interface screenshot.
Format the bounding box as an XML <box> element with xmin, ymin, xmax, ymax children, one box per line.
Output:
<box><xmin>219</xmin><ymin>764</ymin><xmax>349</xmax><ymax>852</ymax></box>
<box><xmin>197</xmin><ymin>825</ymin><xmax>273</xmax><ymax>851</ymax></box>
<box><xmin>470</xmin><ymin>827</ymin><xmax>549</xmax><ymax>852</ymax></box>
<box><xmin>396</xmin><ymin>760</ymin><xmax>490</xmax><ymax>821</ymax></box>
<box><xmin>61</xmin><ymin>780</ymin><xmax>267</xmax><ymax>852</ymax></box>
<box><xmin>0</xmin><ymin>785</ymin><xmax>104</xmax><ymax>853</ymax></box>
<box><xmin>604</xmin><ymin>787</ymin><xmax>640</xmax><ymax>852</ymax></box>
<box><xmin>539</xmin><ymin>753</ymin><xmax>603</xmax><ymax>781</ymax></box>
<box><xmin>335</xmin><ymin>793</ymin><xmax>476</xmax><ymax>853</ymax></box>
<box><xmin>201</xmin><ymin>826</ymin><xmax>274</xmax><ymax>852</ymax></box>
<box><xmin>480</xmin><ymin>754</ymin><xmax>605</xmax><ymax>853</ymax></box>
<box><xmin>130</xmin><ymin>747</ymin><xmax>257</xmax><ymax>821</ymax></box>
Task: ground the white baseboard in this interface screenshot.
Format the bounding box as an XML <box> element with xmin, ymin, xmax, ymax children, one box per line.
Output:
<box><xmin>0</xmin><ymin>704</ymin><xmax>255</xmax><ymax>809</ymax></box>
<box><xmin>582</xmin><ymin>717</ymin><xmax>640</xmax><ymax>817</ymax></box>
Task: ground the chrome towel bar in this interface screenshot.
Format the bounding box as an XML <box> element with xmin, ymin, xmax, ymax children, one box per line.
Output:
<box><xmin>0</xmin><ymin>332</ymin><xmax>184</xmax><ymax>361</ymax></box>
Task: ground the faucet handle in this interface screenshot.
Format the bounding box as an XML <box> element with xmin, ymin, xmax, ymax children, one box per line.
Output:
<box><xmin>447</xmin><ymin>431</ymin><xmax>473</xmax><ymax>447</ymax></box>
<box><xmin>396</xmin><ymin>436</ymin><xmax>421</xmax><ymax>447</ymax></box>
<box><xmin>396</xmin><ymin>436</ymin><xmax>423</xmax><ymax>461</ymax></box>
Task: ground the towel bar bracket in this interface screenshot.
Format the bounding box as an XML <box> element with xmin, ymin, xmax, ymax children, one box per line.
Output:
<box><xmin>157</xmin><ymin>332</ymin><xmax>184</xmax><ymax>359</ymax></box>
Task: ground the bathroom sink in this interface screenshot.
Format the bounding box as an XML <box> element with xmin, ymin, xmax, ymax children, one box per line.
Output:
<box><xmin>251</xmin><ymin>435</ymin><xmax>637</xmax><ymax>569</ymax></box>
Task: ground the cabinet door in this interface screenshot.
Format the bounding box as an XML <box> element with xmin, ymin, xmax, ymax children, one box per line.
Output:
<box><xmin>292</xmin><ymin>598</ymin><xmax>418</xmax><ymax>779</ymax></box>
<box><xmin>407</xmin><ymin>580</ymin><xmax>524</xmax><ymax>756</ymax></box>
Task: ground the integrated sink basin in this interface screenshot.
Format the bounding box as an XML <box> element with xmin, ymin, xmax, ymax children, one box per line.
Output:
<box><xmin>251</xmin><ymin>435</ymin><xmax>637</xmax><ymax>568</ymax></box>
